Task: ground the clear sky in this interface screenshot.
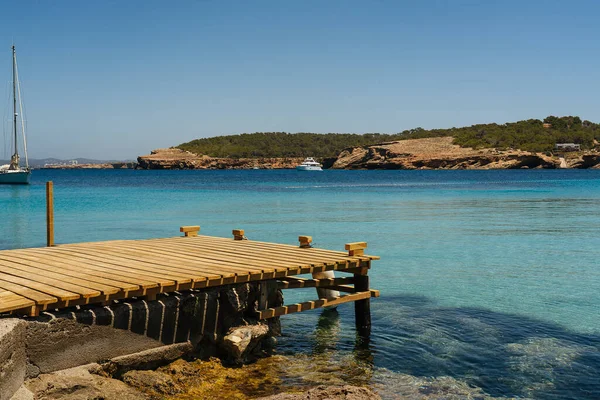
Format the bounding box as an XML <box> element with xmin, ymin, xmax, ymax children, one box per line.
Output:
<box><xmin>0</xmin><ymin>0</ymin><xmax>598</xmax><ymax>160</ymax></box>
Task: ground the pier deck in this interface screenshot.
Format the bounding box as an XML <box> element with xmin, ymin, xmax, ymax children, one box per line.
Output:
<box><xmin>0</xmin><ymin>229</ymin><xmax>379</xmax><ymax>321</ymax></box>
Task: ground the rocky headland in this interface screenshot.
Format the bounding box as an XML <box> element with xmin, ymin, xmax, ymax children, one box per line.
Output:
<box><xmin>137</xmin><ymin>137</ymin><xmax>600</xmax><ymax>170</ymax></box>
<box><xmin>136</xmin><ymin>148</ymin><xmax>308</xmax><ymax>170</ymax></box>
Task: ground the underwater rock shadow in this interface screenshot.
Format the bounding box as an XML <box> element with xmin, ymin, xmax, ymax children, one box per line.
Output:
<box><xmin>369</xmin><ymin>294</ymin><xmax>600</xmax><ymax>399</ymax></box>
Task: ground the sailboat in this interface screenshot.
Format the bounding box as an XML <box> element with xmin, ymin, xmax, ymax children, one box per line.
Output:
<box><xmin>0</xmin><ymin>45</ymin><xmax>31</xmax><ymax>184</ymax></box>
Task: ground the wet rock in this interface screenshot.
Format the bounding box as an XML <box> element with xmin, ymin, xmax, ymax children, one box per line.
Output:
<box><xmin>25</xmin><ymin>364</ymin><xmax>147</xmax><ymax>400</ymax></box>
<box><xmin>221</xmin><ymin>324</ymin><xmax>270</xmax><ymax>363</ymax></box>
<box><xmin>258</xmin><ymin>385</ymin><xmax>380</xmax><ymax>399</ymax></box>
<box><xmin>122</xmin><ymin>370</ymin><xmax>183</xmax><ymax>396</ymax></box>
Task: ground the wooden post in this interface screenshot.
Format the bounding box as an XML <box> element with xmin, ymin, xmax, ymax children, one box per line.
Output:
<box><xmin>354</xmin><ymin>271</ymin><xmax>371</xmax><ymax>337</ymax></box>
<box><xmin>345</xmin><ymin>242</ymin><xmax>367</xmax><ymax>257</ymax></box>
<box><xmin>180</xmin><ymin>226</ymin><xmax>200</xmax><ymax>237</ymax></box>
<box><xmin>346</xmin><ymin>242</ymin><xmax>370</xmax><ymax>337</ymax></box>
<box><xmin>299</xmin><ymin>236</ymin><xmax>340</xmax><ymax>300</ymax></box>
<box><xmin>298</xmin><ymin>235</ymin><xmax>312</xmax><ymax>248</ymax></box>
<box><xmin>46</xmin><ymin>181</ymin><xmax>54</xmax><ymax>247</ymax></box>
<box><xmin>232</xmin><ymin>229</ymin><xmax>245</xmax><ymax>240</ymax></box>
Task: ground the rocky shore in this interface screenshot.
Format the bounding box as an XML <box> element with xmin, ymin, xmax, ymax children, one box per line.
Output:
<box><xmin>42</xmin><ymin>162</ymin><xmax>136</xmax><ymax>169</ymax></box>
<box><xmin>136</xmin><ymin>148</ymin><xmax>307</xmax><ymax>170</ymax></box>
<box><xmin>136</xmin><ymin>138</ymin><xmax>600</xmax><ymax>170</ymax></box>
<box><xmin>331</xmin><ymin>137</ymin><xmax>600</xmax><ymax>170</ymax></box>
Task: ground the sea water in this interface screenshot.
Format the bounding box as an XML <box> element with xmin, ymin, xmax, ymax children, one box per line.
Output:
<box><xmin>1</xmin><ymin>169</ymin><xmax>599</xmax><ymax>399</ymax></box>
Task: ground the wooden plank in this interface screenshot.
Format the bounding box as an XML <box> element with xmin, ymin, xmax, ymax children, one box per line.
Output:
<box><xmin>0</xmin><ymin>278</ymin><xmax>57</xmax><ymax>304</ymax></box>
<box><xmin>0</xmin><ymin>258</ymin><xmax>121</xmax><ymax>296</ymax></box>
<box><xmin>70</xmin><ymin>244</ymin><xmax>236</xmax><ymax>278</ymax></box>
<box><xmin>258</xmin><ymin>291</ymin><xmax>373</xmax><ymax>319</ymax></box>
<box><xmin>52</xmin><ymin>247</ymin><xmax>206</xmax><ymax>283</ymax></box>
<box><xmin>15</xmin><ymin>249</ymin><xmax>162</xmax><ymax>289</ymax></box>
<box><xmin>0</xmin><ymin>289</ymin><xmax>36</xmax><ymax>313</ymax></box>
<box><xmin>0</xmin><ymin>272</ymin><xmax>80</xmax><ymax>301</ymax></box>
<box><xmin>175</xmin><ymin>239</ymin><xmax>366</xmax><ymax>271</ymax></box>
<box><xmin>35</xmin><ymin>247</ymin><xmax>186</xmax><ymax>286</ymax></box>
<box><xmin>184</xmin><ymin>236</ymin><xmax>357</xmax><ymax>263</ymax></box>
<box><xmin>345</xmin><ymin>242</ymin><xmax>367</xmax><ymax>251</ymax></box>
<box><xmin>0</xmin><ymin>260</ymin><xmax>102</xmax><ymax>298</ymax></box>
<box><xmin>155</xmin><ymin>238</ymin><xmax>342</xmax><ymax>272</ymax></box>
<box><xmin>180</xmin><ymin>226</ymin><xmax>200</xmax><ymax>233</ymax></box>
<box><xmin>75</xmin><ymin>245</ymin><xmax>247</xmax><ymax>286</ymax></box>
<box><xmin>89</xmin><ymin>242</ymin><xmax>280</xmax><ymax>277</ymax></box>
<box><xmin>114</xmin><ymin>241</ymin><xmax>307</xmax><ymax>276</ymax></box>
<box><xmin>0</xmin><ymin>253</ymin><xmax>141</xmax><ymax>292</ymax></box>
<box><xmin>191</xmin><ymin>235</ymin><xmax>380</xmax><ymax>260</ymax></box>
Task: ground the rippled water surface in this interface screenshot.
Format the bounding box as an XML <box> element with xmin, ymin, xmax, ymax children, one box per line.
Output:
<box><xmin>1</xmin><ymin>169</ymin><xmax>599</xmax><ymax>399</ymax></box>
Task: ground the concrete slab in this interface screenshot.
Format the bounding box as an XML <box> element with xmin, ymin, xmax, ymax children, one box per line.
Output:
<box><xmin>0</xmin><ymin>319</ymin><xmax>27</xmax><ymax>400</ymax></box>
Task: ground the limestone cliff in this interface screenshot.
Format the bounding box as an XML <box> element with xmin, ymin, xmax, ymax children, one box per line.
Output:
<box><xmin>332</xmin><ymin>137</ymin><xmax>600</xmax><ymax>170</ymax></box>
<box><xmin>137</xmin><ymin>148</ymin><xmax>305</xmax><ymax>170</ymax></box>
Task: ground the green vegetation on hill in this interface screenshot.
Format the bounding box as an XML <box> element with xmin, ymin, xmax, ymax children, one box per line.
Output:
<box><xmin>177</xmin><ymin>116</ymin><xmax>600</xmax><ymax>158</ymax></box>
<box><xmin>177</xmin><ymin>132</ymin><xmax>406</xmax><ymax>158</ymax></box>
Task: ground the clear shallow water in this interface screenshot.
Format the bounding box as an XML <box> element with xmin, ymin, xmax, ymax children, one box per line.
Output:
<box><xmin>1</xmin><ymin>169</ymin><xmax>599</xmax><ymax>399</ymax></box>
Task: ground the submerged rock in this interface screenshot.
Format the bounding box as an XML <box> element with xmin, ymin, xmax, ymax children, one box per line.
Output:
<box><xmin>257</xmin><ymin>385</ymin><xmax>380</xmax><ymax>399</ymax></box>
<box><xmin>259</xmin><ymin>385</ymin><xmax>381</xmax><ymax>400</ymax></box>
<box><xmin>122</xmin><ymin>370</ymin><xmax>183</xmax><ymax>396</ymax></box>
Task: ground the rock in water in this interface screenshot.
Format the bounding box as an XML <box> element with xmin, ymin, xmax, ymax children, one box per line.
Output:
<box><xmin>258</xmin><ymin>385</ymin><xmax>380</xmax><ymax>399</ymax></box>
<box><xmin>222</xmin><ymin>324</ymin><xmax>270</xmax><ymax>363</ymax></box>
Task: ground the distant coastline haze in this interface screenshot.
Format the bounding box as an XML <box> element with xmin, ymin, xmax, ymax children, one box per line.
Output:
<box><xmin>0</xmin><ymin>0</ymin><xmax>598</xmax><ymax>160</ymax></box>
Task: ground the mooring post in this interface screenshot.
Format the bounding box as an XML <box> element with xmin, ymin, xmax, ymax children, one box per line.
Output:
<box><xmin>300</xmin><ymin>236</ymin><xmax>340</xmax><ymax>300</ymax></box>
<box><xmin>46</xmin><ymin>181</ymin><xmax>54</xmax><ymax>247</ymax></box>
<box><xmin>346</xmin><ymin>242</ymin><xmax>371</xmax><ymax>336</ymax></box>
<box><xmin>180</xmin><ymin>225</ymin><xmax>200</xmax><ymax>237</ymax></box>
<box><xmin>232</xmin><ymin>229</ymin><xmax>245</xmax><ymax>240</ymax></box>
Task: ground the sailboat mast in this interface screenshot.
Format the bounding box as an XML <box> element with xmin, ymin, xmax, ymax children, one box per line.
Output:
<box><xmin>11</xmin><ymin>45</ymin><xmax>17</xmax><ymax>161</ymax></box>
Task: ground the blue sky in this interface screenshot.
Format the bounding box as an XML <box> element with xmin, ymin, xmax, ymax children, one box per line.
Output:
<box><xmin>0</xmin><ymin>0</ymin><xmax>598</xmax><ymax>160</ymax></box>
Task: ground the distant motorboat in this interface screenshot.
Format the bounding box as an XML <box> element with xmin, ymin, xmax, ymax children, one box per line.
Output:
<box><xmin>296</xmin><ymin>157</ymin><xmax>323</xmax><ymax>171</ymax></box>
<box><xmin>0</xmin><ymin>46</ymin><xmax>30</xmax><ymax>184</ymax></box>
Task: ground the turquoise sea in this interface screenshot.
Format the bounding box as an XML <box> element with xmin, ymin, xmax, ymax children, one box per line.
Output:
<box><xmin>1</xmin><ymin>169</ymin><xmax>599</xmax><ymax>399</ymax></box>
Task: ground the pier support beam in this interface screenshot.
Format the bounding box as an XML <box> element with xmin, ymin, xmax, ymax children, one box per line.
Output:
<box><xmin>345</xmin><ymin>242</ymin><xmax>371</xmax><ymax>337</ymax></box>
<box><xmin>353</xmin><ymin>271</ymin><xmax>371</xmax><ymax>337</ymax></box>
<box><xmin>299</xmin><ymin>236</ymin><xmax>340</xmax><ymax>300</ymax></box>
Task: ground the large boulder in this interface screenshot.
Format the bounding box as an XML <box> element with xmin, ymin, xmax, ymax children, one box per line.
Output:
<box><xmin>221</xmin><ymin>324</ymin><xmax>270</xmax><ymax>363</ymax></box>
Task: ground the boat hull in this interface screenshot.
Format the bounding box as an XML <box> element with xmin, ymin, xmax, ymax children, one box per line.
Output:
<box><xmin>0</xmin><ymin>170</ymin><xmax>31</xmax><ymax>184</ymax></box>
<box><xmin>296</xmin><ymin>165</ymin><xmax>322</xmax><ymax>171</ymax></box>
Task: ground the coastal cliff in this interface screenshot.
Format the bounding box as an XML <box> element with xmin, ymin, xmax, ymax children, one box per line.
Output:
<box><xmin>137</xmin><ymin>148</ymin><xmax>305</xmax><ymax>170</ymax></box>
<box><xmin>332</xmin><ymin>137</ymin><xmax>600</xmax><ymax>170</ymax></box>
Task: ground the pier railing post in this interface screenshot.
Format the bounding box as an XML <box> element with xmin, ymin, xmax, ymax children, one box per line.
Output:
<box><xmin>46</xmin><ymin>181</ymin><xmax>54</xmax><ymax>247</ymax></box>
<box><xmin>346</xmin><ymin>242</ymin><xmax>371</xmax><ymax>337</ymax></box>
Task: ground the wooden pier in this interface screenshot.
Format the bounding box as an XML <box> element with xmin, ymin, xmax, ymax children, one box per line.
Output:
<box><xmin>0</xmin><ymin>226</ymin><xmax>379</xmax><ymax>333</ymax></box>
